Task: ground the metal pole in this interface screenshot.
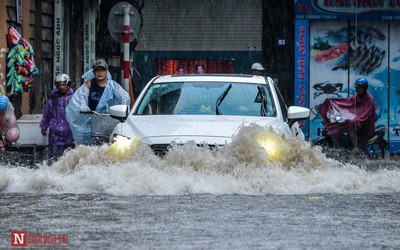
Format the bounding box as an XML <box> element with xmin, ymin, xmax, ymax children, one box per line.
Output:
<box><xmin>122</xmin><ymin>4</ymin><xmax>130</xmax><ymax>92</ymax></box>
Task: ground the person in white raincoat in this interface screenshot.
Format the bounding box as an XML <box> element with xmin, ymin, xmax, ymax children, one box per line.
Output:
<box><xmin>66</xmin><ymin>59</ymin><xmax>130</xmax><ymax>145</ymax></box>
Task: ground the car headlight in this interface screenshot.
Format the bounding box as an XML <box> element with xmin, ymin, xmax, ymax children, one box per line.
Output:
<box><xmin>107</xmin><ymin>135</ymin><xmax>138</xmax><ymax>160</ymax></box>
<box><xmin>256</xmin><ymin>133</ymin><xmax>285</xmax><ymax>162</ymax></box>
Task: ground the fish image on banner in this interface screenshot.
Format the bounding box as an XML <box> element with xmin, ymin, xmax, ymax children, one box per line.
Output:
<box><xmin>312</xmin><ymin>24</ymin><xmax>387</xmax><ymax>75</ymax></box>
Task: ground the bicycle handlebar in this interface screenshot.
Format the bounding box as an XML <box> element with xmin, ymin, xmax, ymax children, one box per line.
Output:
<box><xmin>79</xmin><ymin>110</ymin><xmax>110</xmax><ymax>117</ymax></box>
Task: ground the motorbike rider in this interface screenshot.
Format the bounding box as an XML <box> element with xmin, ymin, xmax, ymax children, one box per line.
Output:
<box><xmin>0</xmin><ymin>94</ymin><xmax>20</xmax><ymax>150</ymax></box>
<box><xmin>319</xmin><ymin>78</ymin><xmax>376</xmax><ymax>152</ymax></box>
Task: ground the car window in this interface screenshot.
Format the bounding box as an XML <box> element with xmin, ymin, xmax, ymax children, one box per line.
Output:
<box><xmin>137</xmin><ymin>83</ymin><xmax>183</xmax><ymax>115</ymax></box>
<box><xmin>136</xmin><ymin>81</ymin><xmax>276</xmax><ymax>117</ymax></box>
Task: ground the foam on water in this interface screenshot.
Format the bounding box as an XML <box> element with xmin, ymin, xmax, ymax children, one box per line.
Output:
<box><xmin>1</xmin><ymin>124</ymin><xmax>399</xmax><ymax>196</ymax></box>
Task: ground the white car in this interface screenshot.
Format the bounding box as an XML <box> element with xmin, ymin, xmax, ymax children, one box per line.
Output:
<box><xmin>109</xmin><ymin>74</ymin><xmax>309</xmax><ymax>156</ymax></box>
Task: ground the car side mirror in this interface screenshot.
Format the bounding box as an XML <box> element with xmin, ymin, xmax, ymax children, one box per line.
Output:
<box><xmin>110</xmin><ymin>105</ymin><xmax>128</xmax><ymax>122</ymax></box>
<box><xmin>287</xmin><ymin>106</ymin><xmax>310</xmax><ymax>126</ymax></box>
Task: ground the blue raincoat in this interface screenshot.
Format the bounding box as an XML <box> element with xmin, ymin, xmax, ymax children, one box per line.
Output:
<box><xmin>66</xmin><ymin>70</ymin><xmax>130</xmax><ymax>145</ymax></box>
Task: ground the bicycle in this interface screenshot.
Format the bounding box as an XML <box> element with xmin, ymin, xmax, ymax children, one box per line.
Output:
<box><xmin>80</xmin><ymin>110</ymin><xmax>120</xmax><ymax>145</ymax></box>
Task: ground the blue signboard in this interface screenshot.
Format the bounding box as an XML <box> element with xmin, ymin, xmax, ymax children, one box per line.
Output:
<box><xmin>295</xmin><ymin>0</ymin><xmax>400</xmax><ymax>20</ymax></box>
<box><xmin>294</xmin><ymin>19</ymin><xmax>310</xmax><ymax>138</ymax></box>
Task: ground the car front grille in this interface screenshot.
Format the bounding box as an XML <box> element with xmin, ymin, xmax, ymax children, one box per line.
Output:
<box><xmin>150</xmin><ymin>144</ymin><xmax>218</xmax><ymax>157</ymax></box>
<box><xmin>150</xmin><ymin>144</ymin><xmax>171</xmax><ymax>157</ymax></box>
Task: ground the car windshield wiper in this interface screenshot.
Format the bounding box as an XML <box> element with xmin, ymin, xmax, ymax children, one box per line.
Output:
<box><xmin>216</xmin><ymin>84</ymin><xmax>232</xmax><ymax>115</ymax></box>
<box><xmin>257</xmin><ymin>85</ymin><xmax>268</xmax><ymax>116</ymax></box>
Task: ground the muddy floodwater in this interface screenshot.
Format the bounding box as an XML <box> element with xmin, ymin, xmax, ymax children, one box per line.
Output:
<box><xmin>1</xmin><ymin>128</ymin><xmax>400</xmax><ymax>249</ymax></box>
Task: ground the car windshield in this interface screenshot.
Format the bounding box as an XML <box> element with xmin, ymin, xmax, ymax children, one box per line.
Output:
<box><xmin>136</xmin><ymin>81</ymin><xmax>276</xmax><ymax>116</ymax></box>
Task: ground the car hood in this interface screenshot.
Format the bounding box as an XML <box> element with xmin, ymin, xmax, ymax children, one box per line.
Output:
<box><xmin>116</xmin><ymin>115</ymin><xmax>283</xmax><ymax>145</ymax></box>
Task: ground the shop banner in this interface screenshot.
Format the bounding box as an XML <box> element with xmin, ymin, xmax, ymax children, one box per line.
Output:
<box><xmin>309</xmin><ymin>21</ymin><xmax>349</xmax><ymax>139</ymax></box>
<box><xmin>294</xmin><ymin>0</ymin><xmax>400</xmax><ymax>152</ymax></box>
<box><xmin>53</xmin><ymin>0</ymin><xmax>63</xmax><ymax>80</ymax></box>
<box><xmin>308</xmin><ymin>20</ymin><xmax>389</xmax><ymax>143</ymax></box>
<box><xmin>83</xmin><ymin>1</ymin><xmax>96</xmax><ymax>76</ymax></box>
<box><xmin>294</xmin><ymin>19</ymin><xmax>310</xmax><ymax>138</ymax></box>
<box><xmin>389</xmin><ymin>22</ymin><xmax>400</xmax><ymax>150</ymax></box>
<box><xmin>295</xmin><ymin>0</ymin><xmax>400</xmax><ymax>20</ymax></box>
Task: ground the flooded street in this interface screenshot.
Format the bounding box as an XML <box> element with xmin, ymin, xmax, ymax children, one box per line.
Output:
<box><xmin>1</xmin><ymin>128</ymin><xmax>400</xmax><ymax>249</ymax></box>
<box><xmin>1</xmin><ymin>193</ymin><xmax>400</xmax><ymax>249</ymax></box>
<box><xmin>2</xmin><ymin>0</ymin><xmax>400</xmax><ymax>248</ymax></box>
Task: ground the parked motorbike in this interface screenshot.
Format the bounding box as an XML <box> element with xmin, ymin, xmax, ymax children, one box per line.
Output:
<box><xmin>312</xmin><ymin>108</ymin><xmax>388</xmax><ymax>159</ymax></box>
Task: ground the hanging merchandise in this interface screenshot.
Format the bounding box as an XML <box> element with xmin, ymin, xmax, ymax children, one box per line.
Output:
<box><xmin>6</xmin><ymin>26</ymin><xmax>40</xmax><ymax>93</ymax></box>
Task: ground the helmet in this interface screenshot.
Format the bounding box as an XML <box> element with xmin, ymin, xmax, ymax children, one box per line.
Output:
<box><xmin>0</xmin><ymin>94</ymin><xmax>9</xmax><ymax>110</ymax></box>
<box><xmin>355</xmin><ymin>78</ymin><xmax>368</xmax><ymax>88</ymax></box>
<box><xmin>55</xmin><ymin>74</ymin><xmax>71</xmax><ymax>86</ymax></box>
<box><xmin>251</xmin><ymin>63</ymin><xmax>265</xmax><ymax>71</ymax></box>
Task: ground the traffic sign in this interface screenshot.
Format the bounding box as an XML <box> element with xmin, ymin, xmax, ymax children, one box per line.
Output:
<box><xmin>107</xmin><ymin>2</ymin><xmax>141</xmax><ymax>43</ymax></box>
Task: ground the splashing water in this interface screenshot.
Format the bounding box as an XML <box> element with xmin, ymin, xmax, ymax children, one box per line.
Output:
<box><xmin>1</xmin><ymin>124</ymin><xmax>399</xmax><ymax>196</ymax></box>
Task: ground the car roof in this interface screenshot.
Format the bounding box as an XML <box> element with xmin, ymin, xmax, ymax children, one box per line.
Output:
<box><xmin>152</xmin><ymin>74</ymin><xmax>268</xmax><ymax>84</ymax></box>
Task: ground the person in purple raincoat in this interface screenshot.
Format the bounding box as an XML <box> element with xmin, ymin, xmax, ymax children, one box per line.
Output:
<box><xmin>40</xmin><ymin>74</ymin><xmax>75</xmax><ymax>164</ymax></box>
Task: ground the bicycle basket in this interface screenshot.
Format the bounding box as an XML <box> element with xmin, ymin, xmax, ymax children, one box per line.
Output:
<box><xmin>91</xmin><ymin>114</ymin><xmax>119</xmax><ymax>138</ymax></box>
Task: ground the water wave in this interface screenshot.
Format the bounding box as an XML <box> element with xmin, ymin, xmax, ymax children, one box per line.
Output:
<box><xmin>1</xmin><ymin>125</ymin><xmax>399</xmax><ymax>196</ymax></box>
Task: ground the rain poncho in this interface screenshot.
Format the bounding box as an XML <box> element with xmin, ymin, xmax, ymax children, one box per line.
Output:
<box><xmin>66</xmin><ymin>70</ymin><xmax>130</xmax><ymax>145</ymax></box>
<box><xmin>320</xmin><ymin>92</ymin><xmax>376</xmax><ymax>146</ymax></box>
<box><xmin>40</xmin><ymin>88</ymin><xmax>74</xmax><ymax>144</ymax></box>
<box><xmin>40</xmin><ymin>87</ymin><xmax>74</xmax><ymax>160</ymax></box>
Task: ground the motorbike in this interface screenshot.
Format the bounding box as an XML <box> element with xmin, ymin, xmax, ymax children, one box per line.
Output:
<box><xmin>312</xmin><ymin>107</ymin><xmax>388</xmax><ymax>159</ymax></box>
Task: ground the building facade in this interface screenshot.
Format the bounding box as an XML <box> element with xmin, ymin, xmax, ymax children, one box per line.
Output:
<box><xmin>1</xmin><ymin>0</ymin><xmax>271</xmax><ymax>114</ymax></box>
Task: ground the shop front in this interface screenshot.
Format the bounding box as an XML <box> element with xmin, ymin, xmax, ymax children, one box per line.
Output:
<box><xmin>295</xmin><ymin>0</ymin><xmax>400</xmax><ymax>153</ymax></box>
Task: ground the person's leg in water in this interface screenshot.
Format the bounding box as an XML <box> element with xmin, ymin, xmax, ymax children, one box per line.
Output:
<box><xmin>47</xmin><ymin>144</ymin><xmax>57</xmax><ymax>165</ymax></box>
<box><xmin>349</xmin><ymin>130</ymin><xmax>359</xmax><ymax>153</ymax></box>
<box><xmin>332</xmin><ymin>135</ymin><xmax>341</xmax><ymax>148</ymax></box>
<box><xmin>48</xmin><ymin>144</ymin><xmax>75</xmax><ymax>165</ymax></box>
